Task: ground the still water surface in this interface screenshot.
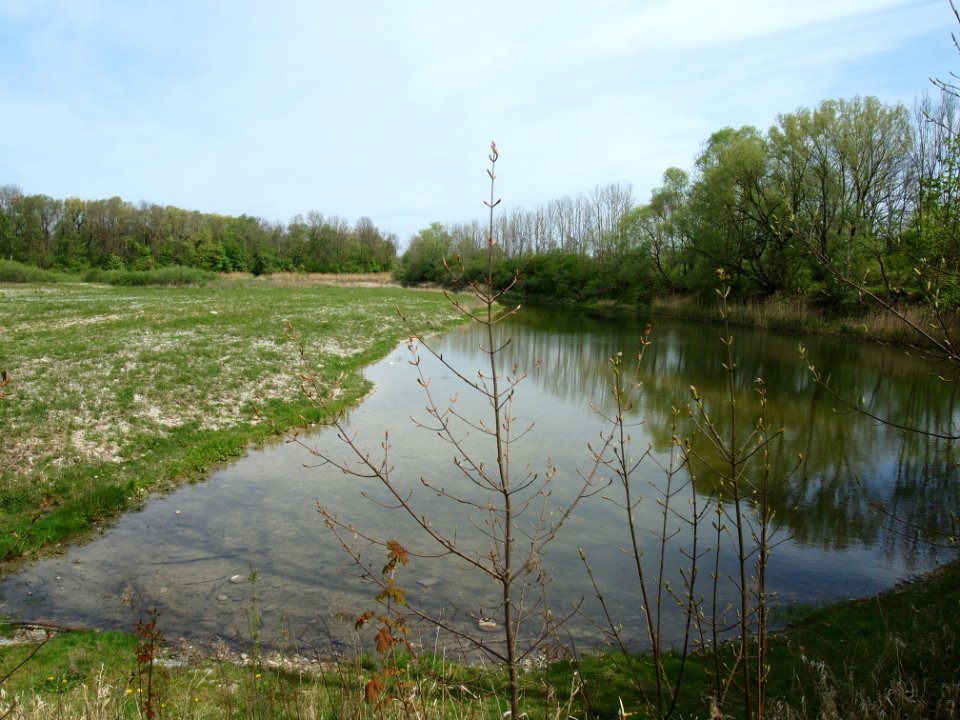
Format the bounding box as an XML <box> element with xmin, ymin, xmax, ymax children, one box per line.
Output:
<box><xmin>1</xmin><ymin>307</ymin><xmax>956</xmax><ymax>653</ymax></box>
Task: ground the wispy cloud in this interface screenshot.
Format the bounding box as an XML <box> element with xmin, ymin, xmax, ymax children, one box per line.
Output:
<box><xmin>1</xmin><ymin>1</ymin><xmax>955</xmax><ymax>240</ymax></box>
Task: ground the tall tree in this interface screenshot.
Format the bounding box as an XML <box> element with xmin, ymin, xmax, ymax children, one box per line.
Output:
<box><xmin>10</xmin><ymin>194</ymin><xmax>62</xmax><ymax>268</ymax></box>
<box><xmin>395</xmin><ymin>222</ymin><xmax>453</xmax><ymax>285</ymax></box>
<box><xmin>623</xmin><ymin>167</ymin><xmax>689</xmax><ymax>290</ymax></box>
<box><xmin>769</xmin><ymin>97</ymin><xmax>914</xmax><ymax>296</ymax></box>
<box><xmin>588</xmin><ymin>182</ymin><xmax>634</xmax><ymax>260</ymax></box>
<box><xmin>909</xmin><ymin>90</ymin><xmax>960</xmax><ymax>279</ymax></box>
<box><xmin>0</xmin><ymin>184</ymin><xmax>24</xmax><ymax>262</ymax></box>
<box><xmin>685</xmin><ymin>126</ymin><xmax>796</xmax><ymax>296</ymax></box>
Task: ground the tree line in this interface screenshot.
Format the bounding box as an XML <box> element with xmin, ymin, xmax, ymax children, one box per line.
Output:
<box><xmin>4</xmin><ymin>89</ymin><xmax>956</xmax><ymax>306</ymax></box>
<box><xmin>0</xmin><ymin>192</ymin><xmax>398</xmax><ymax>274</ymax></box>
<box><xmin>398</xmin><ymin>92</ymin><xmax>959</xmax><ymax>310</ymax></box>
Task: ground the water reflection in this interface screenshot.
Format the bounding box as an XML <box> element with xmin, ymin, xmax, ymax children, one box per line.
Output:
<box><xmin>0</xmin><ymin>308</ymin><xmax>955</xmax><ymax>654</ymax></box>
<box><xmin>446</xmin><ymin>308</ymin><xmax>959</xmax><ymax>558</ymax></box>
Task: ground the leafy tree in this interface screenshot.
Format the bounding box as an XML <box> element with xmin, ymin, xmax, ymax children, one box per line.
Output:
<box><xmin>10</xmin><ymin>194</ymin><xmax>62</xmax><ymax>268</ymax></box>
<box><xmin>515</xmin><ymin>250</ymin><xmax>589</xmax><ymax>302</ymax></box>
<box><xmin>301</xmin><ymin>212</ymin><xmax>330</xmax><ymax>271</ymax></box>
<box><xmin>902</xmin><ymin>91</ymin><xmax>960</xmax><ymax>305</ymax></box>
<box><xmin>221</xmin><ymin>216</ymin><xmax>254</xmax><ymax>271</ymax></box>
<box><xmin>0</xmin><ymin>184</ymin><xmax>23</xmax><ymax>262</ymax></box>
<box><xmin>684</xmin><ymin>126</ymin><xmax>795</xmax><ymax>297</ymax></box>
<box><xmin>285</xmin><ymin>214</ymin><xmax>309</xmax><ymax>270</ymax></box>
<box><xmin>353</xmin><ymin>215</ymin><xmax>397</xmax><ymax>272</ymax></box>
<box><xmin>769</xmin><ymin>97</ymin><xmax>914</xmax><ymax>302</ymax></box>
<box><xmin>395</xmin><ymin>222</ymin><xmax>453</xmax><ymax>285</ymax></box>
<box><xmin>622</xmin><ymin>167</ymin><xmax>690</xmax><ymax>291</ymax></box>
<box><xmin>192</xmin><ymin>225</ymin><xmax>227</xmax><ymax>271</ymax></box>
<box><xmin>83</xmin><ymin>196</ymin><xmax>134</xmax><ymax>268</ymax></box>
<box><xmin>0</xmin><ymin>208</ymin><xmax>11</xmax><ymax>264</ymax></box>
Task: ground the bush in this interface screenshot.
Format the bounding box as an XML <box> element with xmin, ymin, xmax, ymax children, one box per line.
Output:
<box><xmin>514</xmin><ymin>251</ymin><xmax>590</xmax><ymax>302</ymax></box>
<box><xmin>82</xmin><ymin>266</ymin><xmax>217</xmax><ymax>287</ymax></box>
<box><xmin>0</xmin><ymin>260</ymin><xmax>76</xmax><ymax>283</ymax></box>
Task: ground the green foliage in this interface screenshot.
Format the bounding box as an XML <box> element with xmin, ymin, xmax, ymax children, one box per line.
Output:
<box><xmin>901</xmin><ymin>133</ymin><xmax>960</xmax><ymax>306</ymax></box>
<box><xmin>0</xmin><ymin>259</ymin><xmax>75</xmax><ymax>283</ymax></box>
<box><xmin>515</xmin><ymin>250</ymin><xmax>591</xmax><ymax>302</ymax></box>
<box><xmin>619</xmin><ymin>167</ymin><xmax>690</xmax><ymax>292</ymax></box>
<box><xmin>0</xmin><ymin>192</ymin><xmax>397</xmax><ymax>276</ymax></box>
<box><xmin>396</xmin><ymin>240</ymin><xmax>653</xmax><ymax>306</ymax></box>
<box><xmin>395</xmin><ymin>222</ymin><xmax>455</xmax><ymax>285</ymax></box>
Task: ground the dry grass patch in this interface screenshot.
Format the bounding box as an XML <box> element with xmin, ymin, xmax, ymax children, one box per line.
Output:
<box><xmin>223</xmin><ymin>271</ymin><xmax>399</xmax><ymax>287</ymax></box>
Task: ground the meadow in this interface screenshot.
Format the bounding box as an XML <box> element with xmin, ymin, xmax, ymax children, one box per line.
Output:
<box><xmin>0</xmin><ymin>276</ymin><xmax>463</xmax><ymax>559</ymax></box>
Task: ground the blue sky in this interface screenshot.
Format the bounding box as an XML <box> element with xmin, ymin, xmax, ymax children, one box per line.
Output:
<box><xmin>1</xmin><ymin>1</ymin><xmax>956</xmax><ymax>244</ymax></box>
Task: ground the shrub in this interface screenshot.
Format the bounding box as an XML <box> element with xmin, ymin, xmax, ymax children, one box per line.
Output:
<box><xmin>82</xmin><ymin>266</ymin><xmax>217</xmax><ymax>287</ymax></box>
<box><xmin>0</xmin><ymin>260</ymin><xmax>75</xmax><ymax>283</ymax></box>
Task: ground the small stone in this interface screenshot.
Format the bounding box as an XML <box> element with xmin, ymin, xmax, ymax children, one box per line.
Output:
<box><xmin>217</xmin><ymin>595</ymin><xmax>229</xmax><ymax>603</ymax></box>
<box><xmin>229</xmin><ymin>575</ymin><xmax>245</xmax><ymax>584</ymax></box>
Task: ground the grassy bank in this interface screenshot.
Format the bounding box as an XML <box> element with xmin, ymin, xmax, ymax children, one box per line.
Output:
<box><xmin>1</xmin><ymin>559</ymin><xmax>955</xmax><ymax>718</ymax></box>
<box><xmin>0</xmin><ymin>277</ymin><xmax>464</xmax><ymax>560</ymax></box>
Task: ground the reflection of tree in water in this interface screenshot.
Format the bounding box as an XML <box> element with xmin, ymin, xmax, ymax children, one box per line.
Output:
<box><xmin>876</xmin><ymin>432</ymin><xmax>959</xmax><ymax>565</ymax></box>
<box><xmin>818</xmin><ymin>365</ymin><xmax>960</xmax><ymax>564</ymax></box>
<box><xmin>442</xmin><ymin>308</ymin><xmax>959</xmax><ymax>563</ymax></box>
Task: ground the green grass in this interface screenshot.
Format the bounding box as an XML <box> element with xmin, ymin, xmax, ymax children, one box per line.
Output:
<box><xmin>762</xmin><ymin>560</ymin><xmax>960</xmax><ymax>718</ymax></box>
<box><xmin>0</xmin><ymin>278</ymin><xmax>464</xmax><ymax>559</ymax></box>
<box><xmin>538</xmin><ymin>560</ymin><xmax>960</xmax><ymax>718</ymax></box>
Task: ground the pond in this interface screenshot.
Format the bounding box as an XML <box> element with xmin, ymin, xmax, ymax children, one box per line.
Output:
<box><xmin>1</xmin><ymin>306</ymin><xmax>956</xmax><ymax>656</ymax></box>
